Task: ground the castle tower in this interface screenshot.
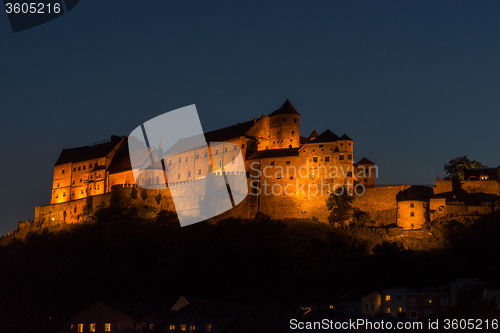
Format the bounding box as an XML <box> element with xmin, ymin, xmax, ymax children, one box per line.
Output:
<box><xmin>268</xmin><ymin>99</ymin><xmax>300</xmax><ymax>149</ymax></box>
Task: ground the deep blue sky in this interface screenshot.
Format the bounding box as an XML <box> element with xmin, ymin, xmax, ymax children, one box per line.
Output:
<box><xmin>1</xmin><ymin>1</ymin><xmax>499</xmax><ymax>235</ymax></box>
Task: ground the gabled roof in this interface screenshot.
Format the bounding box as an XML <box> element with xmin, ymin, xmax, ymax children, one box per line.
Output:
<box><xmin>308</xmin><ymin>130</ymin><xmax>319</xmax><ymax>139</ymax></box>
<box><xmin>356</xmin><ymin>157</ymin><xmax>374</xmax><ymax>165</ymax></box>
<box><xmin>340</xmin><ymin>133</ymin><xmax>353</xmax><ymax>141</ymax></box>
<box><xmin>269</xmin><ymin>99</ymin><xmax>299</xmax><ymax>116</ymax></box>
<box><xmin>55</xmin><ymin>136</ymin><xmax>123</xmax><ymax>166</ymax></box>
<box><xmin>310</xmin><ymin>129</ymin><xmax>340</xmax><ymax>143</ymax></box>
<box><xmin>247</xmin><ymin>148</ymin><xmax>300</xmax><ymax>160</ymax></box>
<box><xmin>204</xmin><ymin>119</ymin><xmax>256</xmax><ymax>142</ymax></box>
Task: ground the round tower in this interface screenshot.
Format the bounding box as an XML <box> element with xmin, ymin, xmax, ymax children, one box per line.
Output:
<box><xmin>268</xmin><ymin>99</ymin><xmax>300</xmax><ymax>149</ymax></box>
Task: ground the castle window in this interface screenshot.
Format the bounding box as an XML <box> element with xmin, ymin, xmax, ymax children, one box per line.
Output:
<box><xmin>339</xmin><ymin>155</ymin><xmax>344</xmax><ymax>160</ymax></box>
<box><xmin>63</xmin><ymin>192</ymin><xmax>66</xmax><ymax>197</ymax></box>
<box><xmin>90</xmin><ymin>323</ymin><xmax>96</xmax><ymax>332</ymax></box>
<box><xmin>169</xmin><ymin>159</ymin><xmax>172</xmax><ymax>165</ymax></box>
<box><xmin>439</xmin><ymin>206</ymin><xmax>444</xmax><ymax>212</ymax></box>
<box><xmin>81</xmin><ymin>189</ymin><xmax>83</xmax><ymax>194</ymax></box>
<box><xmin>208</xmin><ymin>165</ymin><xmax>212</xmax><ymax>172</ymax></box>
<box><xmin>205</xmin><ymin>151</ymin><xmax>208</xmax><ymax>157</ymax></box>
<box><xmin>72</xmin><ymin>180</ymin><xmax>75</xmax><ymax>184</ymax></box>
<box><xmin>83</xmin><ymin>165</ymin><xmax>86</xmax><ymax>170</ymax></box>
<box><xmin>242</xmin><ymin>144</ymin><xmax>245</xmax><ymax>148</ymax></box>
<box><xmin>78</xmin><ymin>166</ymin><xmax>81</xmax><ymax>171</ymax></box>
<box><xmin>340</xmin><ymin>143</ymin><xmax>343</xmax><ymax>146</ymax></box>
<box><xmin>283</xmin><ymin>117</ymin><xmax>286</xmax><ymax>121</ymax></box>
<box><xmin>215</xmin><ymin>149</ymin><xmax>218</xmax><ymax>155</ymax></box>
<box><xmin>90</xmin><ymin>175</ymin><xmax>93</xmax><ymax>179</ymax></box>
<box><xmin>294</xmin><ymin>118</ymin><xmax>297</xmax><ymax>123</ymax></box>
<box><xmin>319</xmin><ymin>145</ymin><xmax>323</xmax><ymax>148</ymax></box>
<box><xmin>62</xmin><ymin>169</ymin><xmax>65</xmax><ymax>174</ymax></box>
<box><xmin>270</xmin><ymin>161</ymin><xmax>275</xmax><ymax>166</ymax></box>
<box><xmin>89</xmin><ymin>164</ymin><xmax>92</xmax><ymax>169</ymax></box>
<box><xmin>185</xmin><ymin>156</ymin><xmax>188</xmax><ymax>162</ymax></box>
<box><xmin>180</xmin><ymin>324</ymin><xmax>186</xmax><ymax>331</ymax></box>
<box><xmin>277</xmin><ymin>131</ymin><xmax>279</xmax><ymax>134</ymax></box>
<box><xmin>196</xmin><ymin>154</ymin><xmax>199</xmax><ymax>159</ymax></box>
<box><xmin>292</xmin><ymin>131</ymin><xmax>294</xmax><ymax>134</ymax></box>
<box><xmin>188</xmin><ymin>171</ymin><xmax>191</xmax><ymax>177</ymax></box>
<box><xmin>325</xmin><ymin>156</ymin><xmax>330</xmax><ymax>162</ymax></box>
<box><xmin>277</xmin><ymin>174</ymin><xmax>281</xmax><ymax>179</ymax></box>
<box><xmin>234</xmin><ymin>144</ymin><xmax>237</xmax><ymax>150</ymax></box>
<box><xmin>425</xmin><ymin>299</ymin><xmax>432</xmax><ymax>305</ymax></box>
<box><xmin>348</xmin><ymin>154</ymin><xmax>352</xmax><ymax>160</ymax></box>
<box><xmin>286</xmin><ymin>160</ymin><xmax>290</xmax><ymax>165</ymax></box>
<box><xmin>57</xmin><ymin>182</ymin><xmax>60</xmax><ymax>187</ymax></box>
<box><xmin>313</xmin><ymin>157</ymin><xmax>318</xmax><ymax>163</ymax></box>
<box><xmin>411</xmin><ymin>212</ymin><xmax>414</xmax><ymax>217</ymax></box>
<box><xmin>410</xmin><ymin>311</ymin><xmax>417</xmax><ymax>319</ymax></box>
<box><xmin>78</xmin><ymin>323</ymin><xmax>83</xmax><ymax>332</ymax></box>
<box><xmin>347</xmin><ymin>171</ymin><xmax>352</xmax><ymax>177</ymax></box>
<box><xmin>290</xmin><ymin>176</ymin><xmax>293</xmax><ymax>180</ymax></box>
<box><xmin>189</xmin><ymin>325</ymin><xmax>195</xmax><ymax>331</ymax></box>
<box><xmin>310</xmin><ymin>173</ymin><xmax>315</xmax><ymax>179</ymax></box>
<box><xmin>73</xmin><ymin>167</ymin><xmax>76</xmax><ymax>172</ymax></box>
<box><xmin>349</xmin><ymin>143</ymin><xmax>351</xmax><ymax>146</ymax></box>
<box><xmin>94</xmin><ymin>162</ymin><xmax>97</xmax><ymax>167</ymax></box>
<box><xmin>219</xmin><ymin>160</ymin><xmax>223</xmax><ymax>166</ymax></box>
<box><xmin>232</xmin><ymin>157</ymin><xmax>235</xmax><ymax>164</ymax></box>
<box><xmin>198</xmin><ymin>169</ymin><xmax>201</xmax><ymax>175</ymax></box>
<box><xmin>170</xmin><ymin>325</ymin><xmax>175</xmax><ymax>330</ymax></box>
<box><xmin>105</xmin><ymin>323</ymin><xmax>111</xmax><ymax>332</ymax></box>
<box><xmin>177</xmin><ymin>174</ymin><xmax>180</xmax><ymax>180</ymax></box>
<box><xmin>80</xmin><ymin>178</ymin><xmax>82</xmax><ymax>183</ymax></box>
<box><xmin>410</xmin><ymin>203</ymin><xmax>414</xmax><ymax>208</ymax></box>
<box><xmin>225</xmin><ymin>147</ymin><xmax>228</xmax><ymax>152</ymax></box>
<box><xmin>179</xmin><ymin>157</ymin><xmax>181</xmax><ymax>163</ymax></box>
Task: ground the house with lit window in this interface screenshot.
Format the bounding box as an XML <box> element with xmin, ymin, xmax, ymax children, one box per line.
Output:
<box><xmin>406</xmin><ymin>287</ymin><xmax>450</xmax><ymax>320</ymax></box>
<box><xmin>165</xmin><ymin>296</ymin><xmax>289</xmax><ymax>333</ymax></box>
<box><xmin>62</xmin><ymin>301</ymin><xmax>161</xmax><ymax>333</ymax></box>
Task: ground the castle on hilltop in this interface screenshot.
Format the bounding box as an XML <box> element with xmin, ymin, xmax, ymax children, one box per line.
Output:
<box><xmin>49</xmin><ymin>100</ymin><xmax>376</xmax><ymax>206</ymax></box>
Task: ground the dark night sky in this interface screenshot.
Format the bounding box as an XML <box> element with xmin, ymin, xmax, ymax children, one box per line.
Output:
<box><xmin>1</xmin><ymin>1</ymin><xmax>499</xmax><ymax>236</ymax></box>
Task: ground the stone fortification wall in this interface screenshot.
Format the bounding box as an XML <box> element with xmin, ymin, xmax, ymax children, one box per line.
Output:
<box><xmin>352</xmin><ymin>185</ymin><xmax>411</xmax><ymax>226</ymax></box>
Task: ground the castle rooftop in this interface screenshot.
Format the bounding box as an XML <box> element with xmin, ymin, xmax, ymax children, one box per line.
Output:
<box><xmin>269</xmin><ymin>99</ymin><xmax>299</xmax><ymax>116</ymax></box>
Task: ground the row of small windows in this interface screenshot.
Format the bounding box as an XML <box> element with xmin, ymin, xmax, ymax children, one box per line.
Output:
<box><xmin>71</xmin><ymin>322</ymin><xmax>111</xmax><ymax>332</ymax></box>
<box><xmin>272</xmin><ymin>118</ymin><xmax>298</xmax><ymax>124</ymax></box>
<box><xmin>168</xmin><ymin>323</ymin><xmax>211</xmax><ymax>331</ymax></box>
<box><xmin>64</xmin><ymin>162</ymin><xmax>99</xmax><ymax>174</ymax></box>
<box><xmin>168</xmin><ymin>145</ymin><xmax>240</xmax><ymax>165</ymax></box>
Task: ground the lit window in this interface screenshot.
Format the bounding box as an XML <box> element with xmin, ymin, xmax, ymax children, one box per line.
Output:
<box><xmin>329</xmin><ymin>305</ymin><xmax>334</xmax><ymax>309</ymax></box>
<box><xmin>310</xmin><ymin>173</ymin><xmax>314</xmax><ymax>179</ymax></box>
<box><xmin>90</xmin><ymin>323</ymin><xmax>96</xmax><ymax>332</ymax></box>
<box><xmin>339</xmin><ymin>155</ymin><xmax>344</xmax><ymax>160</ymax></box>
<box><xmin>189</xmin><ymin>325</ymin><xmax>195</xmax><ymax>331</ymax></box>
<box><xmin>206</xmin><ymin>323</ymin><xmax>212</xmax><ymax>331</ymax></box>
<box><xmin>105</xmin><ymin>323</ymin><xmax>111</xmax><ymax>332</ymax></box>
<box><xmin>180</xmin><ymin>324</ymin><xmax>186</xmax><ymax>331</ymax></box>
<box><xmin>313</xmin><ymin>157</ymin><xmax>318</xmax><ymax>163</ymax></box>
<box><xmin>399</xmin><ymin>307</ymin><xmax>402</xmax><ymax>312</ymax></box>
<box><xmin>169</xmin><ymin>325</ymin><xmax>175</xmax><ymax>331</ymax></box>
<box><xmin>387</xmin><ymin>307</ymin><xmax>390</xmax><ymax>313</ymax></box>
<box><xmin>425</xmin><ymin>299</ymin><xmax>432</xmax><ymax>305</ymax></box>
<box><xmin>78</xmin><ymin>323</ymin><xmax>83</xmax><ymax>332</ymax></box>
<box><xmin>385</xmin><ymin>295</ymin><xmax>390</xmax><ymax>301</ymax></box>
<box><xmin>219</xmin><ymin>160</ymin><xmax>223</xmax><ymax>166</ymax></box>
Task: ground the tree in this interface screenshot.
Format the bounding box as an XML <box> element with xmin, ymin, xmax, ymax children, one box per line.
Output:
<box><xmin>444</xmin><ymin>155</ymin><xmax>486</xmax><ymax>180</ymax></box>
<box><xmin>326</xmin><ymin>186</ymin><xmax>354</xmax><ymax>227</ymax></box>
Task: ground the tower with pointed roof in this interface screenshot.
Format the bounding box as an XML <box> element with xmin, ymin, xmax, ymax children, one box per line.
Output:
<box><xmin>268</xmin><ymin>99</ymin><xmax>301</xmax><ymax>150</ymax></box>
